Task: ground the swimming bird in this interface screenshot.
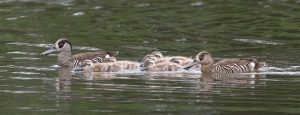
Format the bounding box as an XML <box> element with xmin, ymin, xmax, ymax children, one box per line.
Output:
<box><xmin>41</xmin><ymin>38</ymin><xmax>118</xmax><ymax>68</ymax></box>
<box><xmin>81</xmin><ymin>57</ymin><xmax>121</xmax><ymax>72</ymax></box>
<box><xmin>146</xmin><ymin>51</ymin><xmax>194</xmax><ymax>66</ymax></box>
<box><xmin>143</xmin><ymin>57</ymin><xmax>183</xmax><ymax>72</ymax></box>
<box><xmin>81</xmin><ymin>57</ymin><xmax>140</xmax><ymax>72</ymax></box>
<box><xmin>184</xmin><ymin>51</ymin><xmax>265</xmax><ymax>74</ymax></box>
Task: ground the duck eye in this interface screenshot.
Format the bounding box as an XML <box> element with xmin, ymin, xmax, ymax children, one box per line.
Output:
<box><xmin>58</xmin><ymin>42</ymin><xmax>65</xmax><ymax>48</ymax></box>
<box><xmin>199</xmin><ymin>55</ymin><xmax>205</xmax><ymax>61</ymax></box>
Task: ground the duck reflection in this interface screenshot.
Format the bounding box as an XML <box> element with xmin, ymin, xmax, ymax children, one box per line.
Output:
<box><xmin>82</xmin><ymin>71</ymin><xmax>118</xmax><ymax>80</ymax></box>
<box><xmin>56</xmin><ymin>67</ymin><xmax>73</xmax><ymax>92</ymax></box>
<box><xmin>55</xmin><ymin>67</ymin><xmax>73</xmax><ymax>111</ymax></box>
<box><xmin>198</xmin><ymin>73</ymin><xmax>266</xmax><ymax>89</ymax></box>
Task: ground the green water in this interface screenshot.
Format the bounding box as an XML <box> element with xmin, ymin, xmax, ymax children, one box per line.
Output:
<box><xmin>0</xmin><ymin>0</ymin><xmax>300</xmax><ymax>114</ymax></box>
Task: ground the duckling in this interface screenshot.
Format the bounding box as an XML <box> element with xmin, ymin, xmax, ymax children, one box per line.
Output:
<box><xmin>82</xmin><ymin>57</ymin><xmax>140</xmax><ymax>72</ymax></box>
<box><xmin>41</xmin><ymin>38</ymin><xmax>118</xmax><ymax>68</ymax></box>
<box><xmin>143</xmin><ymin>57</ymin><xmax>183</xmax><ymax>72</ymax></box>
<box><xmin>150</xmin><ymin>51</ymin><xmax>193</xmax><ymax>66</ymax></box>
<box><xmin>116</xmin><ymin>60</ymin><xmax>140</xmax><ymax>71</ymax></box>
<box><xmin>81</xmin><ymin>57</ymin><xmax>121</xmax><ymax>72</ymax></box>
<box><xmin>184</xmin><ymin>51</ymin><xmax>265</xmax><ymax>74</ymax></box>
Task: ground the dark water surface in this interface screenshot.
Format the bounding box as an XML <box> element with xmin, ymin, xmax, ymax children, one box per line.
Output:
<box><xmin>0</xmin><ymin>0</ymin><xmax>300</xmax><ymax>114</ymax></box>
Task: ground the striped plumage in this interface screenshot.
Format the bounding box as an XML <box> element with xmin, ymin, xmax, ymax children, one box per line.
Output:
<box><xmin>185</xmin><ymin>51</ymin><xmax>265</xmax><ymax>74</ymax></box>
<box><xmin>211</xmin><ymin>64</ymin><xmax>254</xmax><ymax>73</ymax></box>
<box><xmin>41</xmin><ymin>38</ymin><xmax>118</xmax><ymax>68</ymax></box>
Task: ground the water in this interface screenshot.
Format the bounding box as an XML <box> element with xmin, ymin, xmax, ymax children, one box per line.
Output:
<box><xmin>0</xmin><ymin>0</ymin><xmax>300</xmax><ymax>114</ymax></box>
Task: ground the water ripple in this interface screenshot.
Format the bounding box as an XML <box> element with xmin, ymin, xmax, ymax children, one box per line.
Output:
<box><xmin>123</xmin><ymin>45</ymin><xmax>157</xmax><ymax>50</ymax></box>
<box><xmin>233</xmin><ymin>39</ymin><xmax>284</xmax><ymax>45</ymax></box>
<box><xmin>12</xmin><ymin>71</ymin><xmax>40</xmax><ymax>75</ymax></box>
<box><xmin>13</xmin><ymin>57</ymin><xmax>41</xmax><ymax>60</ymax></box>
<box><xmin>0</xmin><ymin>90</ymin><xmax>41</xmax><ymax>94</ymax></box>
<box><xmin>6</xmin><ymin>42</ymin><xmax>52</xmax><ymax>48</ymax></box>
<box><xmin>10</xmin><ymin>76</ymin><xmax>51</xmax><ymax>80</ymax></box>
<box><xmin>0</xmin><ymin>0</ymin><xmax>73</xmax><ymax>6</ymax></box>
<box><xmin>7</xmin><ymin>51</ymin><xmax>38</xmax><ymax>55</ymax></box>
<box><xmin>0</xmin><ymin>65</ymin><xmax>56</xmax><ymax>71</ymax></box>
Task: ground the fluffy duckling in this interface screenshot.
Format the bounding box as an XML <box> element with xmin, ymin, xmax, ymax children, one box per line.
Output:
<box><xmin>82</xmin><ymin>57</ymin><xmax>140</xmax><ymax>72</ymax></box>
<box><xmin>143</xmin><ymin>58</ymin><xmax>183</xmax><ymax>72</ymax></box>
<box><xmin>184</xmin><ymin>51</ymin><xmax>265</xmax><ymax>74</ymax></box>
<box><xmin>81</xmin><ymin>57</ymin><xmax>121</xmax><ymax>72</ymax></box>
<box><xmin>150</xmin><ymin>51</ymin><xmax>193</xmax><ymax>66</ymax></box>
<box><xmin>116</xmin><ymin>60</ymin><xmax>140</xmax><ymax>70</ymax></box>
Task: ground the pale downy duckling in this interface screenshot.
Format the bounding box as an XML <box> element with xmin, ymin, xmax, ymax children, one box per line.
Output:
<box><xmin>143</xmin><ymin>57</ymin><xmax>183</xmax><ymax>72</ymax></box>
<box><xmin>115</xmin><ymin>60</ymin><xmax>140</xmax><ymax>71</ymax></box>
<box><xmin>184</xmin><ymin>51</ymin><xmax>265</xmax><ymax>74</ymax></box>
<box><xmin>81</xmin><ymin>57</ymin><xmax>121</xmax><ymax>72</ymax></box>
<box><xmin>82</xmin><ymin>57</ymin><xmax>140</xmax><ymax>72</ymax></box>
<box><xmin>41</xmin><ymin>38</ymin><xmax>118</xmax><ymax>68</ymax></box>
<box><xmin>150</xmin><ymin>51</ymin><xmax>193</xmax><ymax>66</ymax></box>
<box><xmin>106</xmin><ymin>57</ymin><xmax>140</xmax><ymax>71</ymax></box>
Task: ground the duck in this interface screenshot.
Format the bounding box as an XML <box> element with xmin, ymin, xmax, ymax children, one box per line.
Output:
<box><xmin>184</xmin><ymin>51</ymin><xmax>265</xmax><ymax>74</ymax></box>
<box><xmin>142</xmin><ymin>57</ymin><xmax>183</xmax><ymax>72</ymax></box>
<box><xmin>41</xmin><ymin>38</ymin><xmax>118</xmax><ymax>68</ymax></box>
<box><xmin>81</xmin><ymin>57</ymin><xmax>140</xmax><ymax>72</ymax></box>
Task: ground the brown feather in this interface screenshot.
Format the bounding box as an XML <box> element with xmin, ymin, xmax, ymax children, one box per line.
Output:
<box><xmin>72</xmin><ymin>51</ymin><xmax>118</xmax><ymax>62</ymax></box>
<box><xmin>214</xmin><ymin>58</ymin><xmax>265</xmax><ymax>71</ymax></box>
<box><xmin>215</xmin><ymin>58</ymin><xmax>250</xmax><ymax>65</ymax></box>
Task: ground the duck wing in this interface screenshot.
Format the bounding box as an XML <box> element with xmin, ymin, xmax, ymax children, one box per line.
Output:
<box><xmin>72</xmin><ymin>51</ymin><xmax>118</xmax><ymax>62</ymax></box>
<box><xmin>215</xmin><ymin>58</ymin><xmax>265</xmax><ymax>71</ymax></box>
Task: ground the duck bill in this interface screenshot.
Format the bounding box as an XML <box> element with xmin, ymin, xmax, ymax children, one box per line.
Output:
<box><xmin>41</xmin><ymin>46</ymin><xmax>58</xmax><ymax>56</ymax></box>
<box><xmin>183</xmin><ymin>60</ymin><xmax>198</xmax><ymax>70</ymax></box>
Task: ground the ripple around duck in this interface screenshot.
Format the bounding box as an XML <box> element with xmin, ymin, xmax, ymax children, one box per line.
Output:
<box><xmin>73</xmin><ymin>65</ymin><xmax>300</xmax><ymax>78</ymax></box>
<box><xmin>260</xmin><ymin>66</ymin><xmax>300</xmax><ymax>72</ymax></box>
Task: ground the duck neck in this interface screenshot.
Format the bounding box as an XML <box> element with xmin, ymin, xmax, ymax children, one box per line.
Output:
<box><xmin>200</xmin><ymin>56</ymin><xmax>214</xmax><ymax>73</ymax></box>
<box><xmin>58</xmin><ymin>51</ymin><xmax>72</xmax><ymax>67</ymax></box>
<box><xmin>201</xmin><ymin>63</ymin><xmax>214</xmax><ymax>73</ymax></box>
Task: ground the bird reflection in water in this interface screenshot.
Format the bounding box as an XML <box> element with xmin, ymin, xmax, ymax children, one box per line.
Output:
<box><xmin>56</xmin><ymin>67</ymin><xmax>73</xmax><ymax>92</ymax></box>
<box><xmin>199</xmin><ymin>73</ymin><xmax>266</xmax><ymax>89</ymax></box>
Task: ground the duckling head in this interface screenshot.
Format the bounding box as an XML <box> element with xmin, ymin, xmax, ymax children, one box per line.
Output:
<box><xmin>151</xmin><ymin>51</ymin><xmax>163</xmax><ymax>59</ymax></box>
<box><xmin>104</xmin><ymin>57</ymin><xmax>117</xmax><ymax>63</ymax></box>
<box><xmin>144</xmin><ymin>58</ymin><xmax>155</xmax><ymax>67</ymax></box>
<box><xmin>170</xmin><ymin>58</ymin><xmax>182</xmax><ymax>64</ymax></box>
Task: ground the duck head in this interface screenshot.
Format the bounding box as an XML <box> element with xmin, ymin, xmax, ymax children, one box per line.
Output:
<box><xmin>183</xmin><ymin>51</ymin><xmax>213</xmax><ymax>70</ymax></box>
<box><xmin>41</xmin><ymin>38</ymin><xmax>72</xmax><ymax>56</ymax></box>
